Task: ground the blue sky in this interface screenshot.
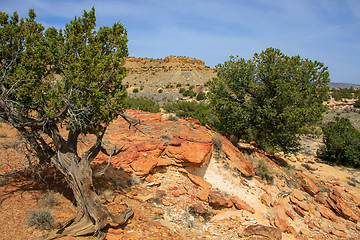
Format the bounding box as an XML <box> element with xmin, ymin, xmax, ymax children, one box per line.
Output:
<box><xmin>2</xmin><ymin>0</ymin><xmax>360</xmax><ymax>84</ymax></box>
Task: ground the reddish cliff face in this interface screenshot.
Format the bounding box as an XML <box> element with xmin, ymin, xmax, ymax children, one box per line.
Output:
<box><xmin>125</xmin><ymin>56</ymin><xmax>206</xmax><ymax>68</ymax></box>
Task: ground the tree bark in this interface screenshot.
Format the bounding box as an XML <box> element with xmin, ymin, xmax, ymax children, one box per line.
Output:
<box><xmin>37</xmin><ymin>147</ymin><xmax>133</xmax><ymax>239</ymax></box>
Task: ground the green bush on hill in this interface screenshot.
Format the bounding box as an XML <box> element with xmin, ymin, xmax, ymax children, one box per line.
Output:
<box><xmin>163</xmin><ymin>101</ymin><xmax>215</xmax><ymax>126</ymax></box>
<box><xmin>125</xmin><ymin>98</ymin><xmax>160</xmax><ymax>113</ymax></box>
<box><xmin>317</xmin><ymin>117</ymin><xmax>360</xmax><ymax>167</ymax></box>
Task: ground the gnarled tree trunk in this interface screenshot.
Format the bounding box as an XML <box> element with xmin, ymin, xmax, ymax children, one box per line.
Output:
<box><xmin>36</xmin><ymin>130</ymin><xmax>133</xmax><ymax>240</ymax></box>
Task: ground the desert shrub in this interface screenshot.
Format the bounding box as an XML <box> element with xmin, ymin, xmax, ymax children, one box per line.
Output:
<box><xmin>167</xmin><ymin>115</ymin><xmax>178</xmax><ymax>122</ymax></box>
<box><xmin>26</xmin><ymin>208</ymin><xmax>55</xmax><ymax>230</ymax></box>
<box><xmin>213</xmin><ymin>135</ymin><xmax>223</xmax><ymax>153</ymax></box>
<box><xmin>317</xmin><ymin>117</ymin><xmax>360</xmax><ymax>167</ymax></box>
<box><xmin>179</xmin><ymin>88</ymin><xmax>185</xmax><ymax>93</ymax></box>
<box><xmin>38</xmin><ymin>191</ymin><xmax>59</xmax><ymax>208</ymax></box>
<box><xmin>0</xmin><ymin>177</ymin><xmax>8</xmax><ymax>186</ymax></box>
<box><xmin>163</xmin><ymin>101</ymin><xmax>215</xmax><ymax>126</ymax></box>
<box><xmin>354</xmin><ymin>99</ymin><xmax>360</xmax><ymax>108</ymax></box>
<box><xmin>182</xmin><ymin>89</ymin><xmax>196</xmax><ymax>98</ymax></box>
<box><xmin>176</xmin><ymin>83</ymin><xmax>182</xmax><ymax>88</ymax></box>
<box><xmin>125</xmin><ymin>98</ymin><xmax>160</xmax><ymax>113</ymax></box>
<box><xmin>196</xmin><ymin>92</ymin><xmax>206</xmax><ymax>101</ymax></box>
<box><xmin>132</xmin><ymin>88</ymin><xmax>139</xmax><ymax>93</ymax></box>
<box><xmin>255</xmin><ymin>159</ymin><xmax>275</xmax><ymax>184</ymax></box>
<box><xmin>331</xmin><ymin>88</ymin><xmax>355</xmax><ymax>101</ymax></box>
<box><xmin>158</xmin><ymin>89</ymin><xmax>163</xmax><ymax>93</ymax></box>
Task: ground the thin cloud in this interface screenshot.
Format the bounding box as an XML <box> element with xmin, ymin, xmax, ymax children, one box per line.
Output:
<box><xmin>1</xmin><ymin>0</ymin><xmax>359</xmax><ymax>84</ymax></box>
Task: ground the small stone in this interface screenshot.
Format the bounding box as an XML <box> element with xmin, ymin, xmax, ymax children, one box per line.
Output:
<box><xmin>231</xmin><ymin>196</ymin><xmax>255</xmax><ymax>214</ymax></box>
<box><xmin>261</xmin><ymin>192</ymin><xmax>274</xmax><ymax>207</ymax></box>
<box><xmin>242</xmin><ymin>224</ymin><xmax>282</xmax><ymax>240</ymax></box>
<box><xmin>292</xmin><ymin>189</ymin><xmax>306</xmax><ymax>201</ymax></box>
<box><xmin>289</xmin><ymin>195</ymin><xmax>310</xmax><ymax>211</ymax></box>
<box><xmin>331</xmin><ymin>229</ymin><xmax>347</xmax><ymax>238</ymax></box>
<box><xmin>208</xmin><ymin>191</ymin><xmax>233</xmax><ymax>208</ymax></box>
<box><xmin>197</xmin><ymin>188</ymin><xmax>210</xmax><ymax>201</ymax></box>
<box><xmin>294</xmin><ymin>205</ymin><xmax>306</xmax><ymax>217</ymax></box>
<box><xmin>187</xmin><ymin>173</ymin><xmax>212</xmax><ymax>189</ymax></box>
<box><xmin>300</xmin><ymin>228</ymin><xmax>312</xmax><ymax>236</ymax></box>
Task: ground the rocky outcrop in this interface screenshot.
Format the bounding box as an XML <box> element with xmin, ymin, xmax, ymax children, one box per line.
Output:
<box><xmin>295</xmin><ymin>171</ymin><xmax>320</xmax><ymax>196</ymax></box>
<box><xmin>242</xmin><ymin>224</ymin><xmax>282</xmax><ymax>240</ymax></box>
<box><xmin>222</xmin><ymin>139</ymin><xmax>255</xmax><ymax>177</ymax></box>
<box><xmin>327</xmin><ymin>190</ymin><xmax>359</xmax><ymax>223</ymax></box>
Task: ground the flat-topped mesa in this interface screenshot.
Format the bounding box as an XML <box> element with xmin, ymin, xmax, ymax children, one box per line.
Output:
<box><xmin>163</xmin><ymin>56</ymin><xmax>205</xmax><ymax>66</ymax></box>
<box><xmin>124</xmin><ymin>56</ymin><xmax>209</xmax><ymax>71</ymax></box>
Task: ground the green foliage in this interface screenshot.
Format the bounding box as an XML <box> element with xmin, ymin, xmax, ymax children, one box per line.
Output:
<box><xmin>318</xmin><ymin>117</ymin><xmax>360</xmax><ymax>167</ymax></box>
<box><xmin>208</xmin><ymin>47</ymin><xmax>330</xmax><ymax>153</ymax></box>
<box><xmin>132</xmin><ymin>88</ymin><xmax>139</xmax><ymax>93</ymax></box>
<box><xmin>354</xmin><ymin>99</ymin><xmax>360</xmax><ymax>108</ymax></box>
<box><xmin>163</xmin><ymin>101</ymin><xmax>215</xmax><ymax>126</ymax></box>
<box><xmin>331</xmin><ymin>88</ymin><xmax>355</xmax><ymax>101</ymax></box>
<box><xmin>182</xmin><ymin>89</ymin><xmax>196</xmax><ymax>98</ymax></box>
<box><xmin>176</xmin><ymin>83</ymin><xmax>182</xmax><ymax>88</ymax></box>
<box><xmin>179</xmin><ymin>88</ymin><xmax>185</xmax><ymax>93</ymax></box>
<box><xmin>196</xmin><ymin>92</ymin><xmax>206</xmax><ymax>101</ymax></box>
<box><xmin>158</xmin><ymin>89</ymin><xmax>163</xmax><ymax>93</ymax></box>
<box><xmin>0</xmin><ymin>8</ymin><xmax>128</xmax><ymax>135</ymax></box>
<box><xmin>26</xmin><ymin>208</ymin><xmax>55</xmax><ymax>230</ymax></box>
<box><xmin>125</xmin><ymin>98</ymin><xmax>160</xmax><ymax>113</ymax></box>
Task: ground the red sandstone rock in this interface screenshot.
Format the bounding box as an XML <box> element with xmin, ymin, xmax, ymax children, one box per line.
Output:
<box><xmin>272</xmin><ymin>206</ymin><xmax>291</xmax><ymax>232</ymax></box>
<box><xmin>130</xmin><ymin>157</ymin><xmax>158</xmax><ymax>174</ymax></box>
<box><xmin>294</xmin><ymin>205</ymin><xmax>306</xmax><ymax>217</ymax></box>
<box><xmin>289</xmin><ymin>195</ymin><xmax>310</xmax><ymax>211</ymax></box>
<box><xmin>208</xmin><ymin>191</ymin><xmax>233</xmax><ymax>208</ymax></box>
<box><xmin>295</xmin><ymin>171</ymin><xmax>320</xmax><ymax>196</ymax></box>
<box><xmin>196</xmin><ymin>188</ymin><xmax>210</xmax><ymax>201</ymax></box>
<box><xmin>261</xmin><ymin>192</ymin><xmax>274</xmax><ymax>207</ymax></box>
<box><xmin>164</xmin><ymin>141</ymin><xmax>212</xmax><ymax>166</ymax></box>
<box><xmin>187</xmin><ymin>173</ymin><xmax>212</xmax><ymax>189</ymax></box>
<box><xmin>327</xmin><ymin>190</ymin><xmax>359</xmax><ymax>223</ymax></box>
<box><xmin>230</xmin><ymin>196</ymin><xmax>255</xmax><ymax>214</ymax></box>
<box><xmin>222</xmin><ymin>139</ymin><xmax>255</xmax><ymax>177</ymax></box>
<box><xmin>242</xmin><ymin>224</ymin><xmax>282</xmax><ymax>240</ymax></box>
<box><xmin>319</xmin><ymin>205</ymin><xmax>338</xmax><ymax>222</ymax></box>
<box><xmin>186</xmin><ymin>117</ymin><xmax>201</xmax><ymax>125</ymax></box>
<box><xmin>292</xmin><ymin>189</ymin><xmax>306</xmax><ymax>201</ymax></box>
<box><xmin>331</xmin><ymin>229</ymin><xmax>347</xmax><ymax>238</ymax></box>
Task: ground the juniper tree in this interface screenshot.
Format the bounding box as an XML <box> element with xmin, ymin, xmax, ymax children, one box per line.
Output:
<box><xmin>208</xmin><ymin>48</ymin><xmax>330</xmax><ymax>153</ymax></box>
<box><xmin>0</xmin><ymin>8</ymin><xmax>133</xmax><ymax>239</ymax></box>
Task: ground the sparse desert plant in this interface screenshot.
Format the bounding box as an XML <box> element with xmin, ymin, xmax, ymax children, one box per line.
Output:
<box><xmin>213</xmin><ymin>135</ymin><xmax>223</xmax><ymax>153</ymax></box>
<box><xmin>176</xmin><ymin>83</ymin><xmax>182</xmax><ymax>88</ymax></box>
<box><xmin>179</xmin><ymin>88</ymin><xmax>185</xmax><ymax>93</ymax></box>
<box><xmin>256</xmin><ymin>159</ymin><xmax>275</xmax><ymax>184</ymax></box>
<box><xmin>38</xmin><ymin>190</ymin><xmax>59</xmax><ymax>208</ymax></box>
<box><xmin>132</xmin><ymin>88</ymin><xmax>139</xmax><ymax>93</ymax></box>
<box><xmin>158</xmin><ymin>89</ymin><xmax>163</xmax><ymax>93</ymax></box>
<box><xmin>0</xmin><ymin>177</ymin><xmax>8</xmax><ymax>186</ymax></box>
<box><xmin>167</xmin><ymin>115</ymin><xmax>178</xmax><ymax>122</ymax></box>
<box><xmin>26</xmin><ymin>208</ymin><xmax>56</xmax><ymax>230</ymax></box>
